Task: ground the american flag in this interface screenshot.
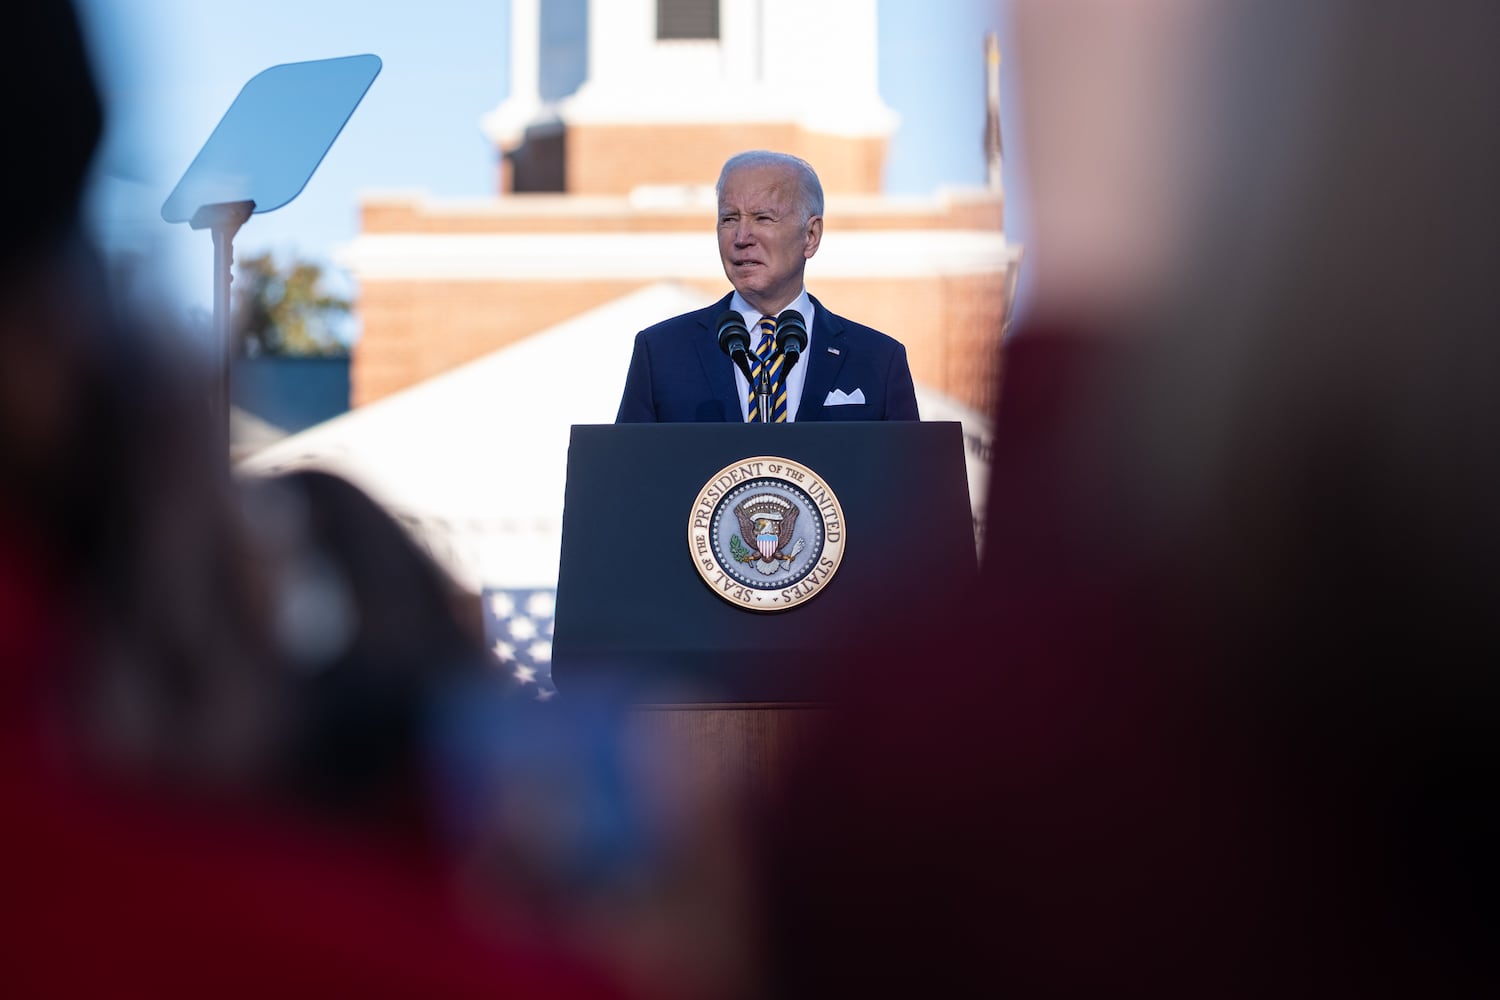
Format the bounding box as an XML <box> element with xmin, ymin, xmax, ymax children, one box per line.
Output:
<box><xmin>482</xmin><ymin>587</ymin><xmax>558</xmax><ymax>701</ymax></box>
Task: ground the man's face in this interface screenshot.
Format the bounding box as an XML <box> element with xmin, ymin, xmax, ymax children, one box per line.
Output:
<box><xmin>717</xmin><ymin>163</ymin><xmax>822</xmax><ymax>315</ymax></box>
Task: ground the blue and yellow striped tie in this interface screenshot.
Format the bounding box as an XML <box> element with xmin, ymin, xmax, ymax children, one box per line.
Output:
<box><xmin>746</xmin><ymin>317</ymin><xmax>788</xmax><ymax>422</ymax></box>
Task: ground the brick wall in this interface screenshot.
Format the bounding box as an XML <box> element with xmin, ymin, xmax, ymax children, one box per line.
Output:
<box><xmin>352</xmin><ymin>278</ymin><xmax>672</xmax><ymax>405</ymax></box>
<box><xmin>352</xmin><ymin>272</ymin><xmax>1006</xmax><ymax>413</ymax></box>
<box><xmin>808</xmin><ymin>274</ymin><xmax>1006</xmax><ymax>415</ymax></box>
<box><xmin>360</xmin><ymin>193</ymin><xmax>1002</xmax><ymax>235</ymax></box>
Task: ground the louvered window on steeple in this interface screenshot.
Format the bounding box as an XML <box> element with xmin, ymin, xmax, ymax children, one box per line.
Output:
<box><xmin>657</xmin><ymin>0</ymin><xmax>719</xmax><ymax>40</ymax></box>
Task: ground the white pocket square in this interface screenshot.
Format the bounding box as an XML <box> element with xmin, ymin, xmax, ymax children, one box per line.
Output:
<box><xmin>824</xmin><ymin>388</ymin><xmax>866</xmax><ymax>406</ymax></box>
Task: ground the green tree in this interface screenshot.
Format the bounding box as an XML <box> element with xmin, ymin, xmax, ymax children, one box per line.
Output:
<box><xmin>233</xmin><ymin>252</ymin><xmax>352</xmax><ymax>357</ymax></box>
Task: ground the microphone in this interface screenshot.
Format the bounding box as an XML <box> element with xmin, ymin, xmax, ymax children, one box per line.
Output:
<box><xmin>774</xmin><ymin>309</ymin><xmax>809</xmax><ymax>375</ymax></box>
<box><xmin>716</xmin><ymin>309</ymin><xmax>755</xmax><ymax>382</ymax></box>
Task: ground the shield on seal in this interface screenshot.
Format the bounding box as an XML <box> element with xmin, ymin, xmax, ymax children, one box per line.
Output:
<box><xmin>758</xmin><ymin>525</ymin><xmax>780</xmax><ymax>561</ymax></box>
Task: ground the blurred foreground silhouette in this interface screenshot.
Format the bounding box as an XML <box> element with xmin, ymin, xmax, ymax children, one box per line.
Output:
<box><xmin>757</xmin><ymin>2</ymin><xmax>1498</xmax><ymax>996</ymax></box>
<box><xmin>0</xmin><ymin>3</ymin><xmax>632</xmax><ymax>996</ymax></box>
<box><xmin>4</xmin><ymin>2</ymin><xmax>1495</xmax><ymax>998</ymax></box>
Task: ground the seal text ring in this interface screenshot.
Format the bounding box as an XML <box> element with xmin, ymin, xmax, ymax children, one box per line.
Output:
<box><xmin>687</xmin><ymin>456</ymin><xmax>847</xmax><ymax>612</ymax></box>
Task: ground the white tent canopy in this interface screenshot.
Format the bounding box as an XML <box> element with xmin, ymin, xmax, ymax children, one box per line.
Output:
<box><xmin>240</xmin><ymin>283</ymin><xmax>992</xmax><ymax>590</ymax></box>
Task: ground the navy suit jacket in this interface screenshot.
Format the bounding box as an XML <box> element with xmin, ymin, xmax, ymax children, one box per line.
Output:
<box><xmin>615</xmin><ymin>293</ymin><xmax>920</xmax><ymax>422</ymax></box>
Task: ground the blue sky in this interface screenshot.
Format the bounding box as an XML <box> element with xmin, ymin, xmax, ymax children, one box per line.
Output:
<box><xmin>75</xmin><ymin>0</ymin><xmax>1018</xmax><ymax>319</ymax></box>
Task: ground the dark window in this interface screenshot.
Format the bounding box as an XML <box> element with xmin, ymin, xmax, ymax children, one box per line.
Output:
<box><xmin>657</xmin><ymin>0</ymin><xmax>719</xmax><ymax>40</ymax></box>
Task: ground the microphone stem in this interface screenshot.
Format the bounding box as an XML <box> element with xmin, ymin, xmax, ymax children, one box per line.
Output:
<box><xmin>731</xmin><ymin>346</ymin><xmax>754</xmax><ymax>383</ymax></box>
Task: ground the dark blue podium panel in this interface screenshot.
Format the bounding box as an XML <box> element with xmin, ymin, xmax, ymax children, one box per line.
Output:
<box><xmin>553</xmin><ymin>422</ymin><xmax>975</xmax><ymax>702</ymax></box>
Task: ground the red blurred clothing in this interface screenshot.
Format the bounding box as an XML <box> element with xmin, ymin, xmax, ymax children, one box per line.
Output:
<box><xmin>0</xmin><ymin>530</ymin><xmax>629</xmax><ymax>1000</ymax></box>
<box><xmin>758</xmin><ymin>330</ymin><xmax>1263</xmax><ymax>997</ymax></box>
<box><xmin>3</xmin><ymin>772</ymin><xmax>628</xmax><ymax>998</ymax></box>
<box><xmin>757</xmin><ymin>327</ymin><xmax>1487</xmax><ymax>998</ymax></box>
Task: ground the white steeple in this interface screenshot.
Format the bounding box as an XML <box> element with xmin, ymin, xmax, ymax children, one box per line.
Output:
<box><xmin>483</xmin><ymin>0</ymin><xmax>897</xmax><ymax>151</ymax></box>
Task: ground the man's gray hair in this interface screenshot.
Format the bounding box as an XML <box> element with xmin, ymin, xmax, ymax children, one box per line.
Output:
<box><xmin>716</xmin><ymin>150</ymin><xmax>825</xmax><ymax>223</ymax></box>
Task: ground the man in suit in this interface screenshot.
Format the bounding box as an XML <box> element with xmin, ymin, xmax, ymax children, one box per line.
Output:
<box><xmin>616</xmin><ymin>151</ymin><xmax>919</xmax><ymax>423</ymax></box>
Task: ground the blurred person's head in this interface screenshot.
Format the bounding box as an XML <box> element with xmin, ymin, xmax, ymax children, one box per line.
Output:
<box><xmin>1009</xmin><ymin>0</ymin><xmax>1223</xmax><ymax>326</ymax></box>
<box><xmin>242</xmin><ymin>469</ymin><xmax>491</xmax><ymax>831</ymax></box>
<box><xmin>0</xmin><ymin>1</ymin><xmax>289</xmax><ymax>797</ymax></box>
<box><xmin>0</xmin><ymin>0</ymin><xmax>101</xmax><ymax>273</ymax></box>
<box><xmin>715</xmin><ymin>151</ymin><xmax>824</xmax><ymax>316</ymax></box>
<box><xmin>0</xmin><ymin>0</ymin><xmax>107</xmax><ymax>549</ymax></box>
<box><xmin>1000</xmin><ymin>0</ymin><xmax>1500</xmax><ymax>990</ymax></box>
<box><xmin>759</xmin><ymin>3</ymin><xmax>1499</xmax><ymax>995</ymax></box>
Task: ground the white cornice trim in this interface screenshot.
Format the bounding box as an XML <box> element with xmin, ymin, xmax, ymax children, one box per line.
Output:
<box><xmin>338</xmin><ymin>231</ymin><xmax>1013</xmax><ymax>281</ymax></box>
<box><xmin>358</xmin><ymin>188</ymin><xmax>1001</xmax><ymax>219</ymax></box>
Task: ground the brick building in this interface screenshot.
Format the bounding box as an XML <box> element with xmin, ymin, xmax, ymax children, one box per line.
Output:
<box><xmin>342</xmin><ymin>0</ymin><xmax>1017</xmax><ymax>412</ymax></box>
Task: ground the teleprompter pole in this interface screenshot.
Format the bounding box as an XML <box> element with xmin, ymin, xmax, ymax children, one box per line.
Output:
<box><xmin>190</xmin><ymin>200</ymin><xmax>254</xmax><ymax>457</ymax></box>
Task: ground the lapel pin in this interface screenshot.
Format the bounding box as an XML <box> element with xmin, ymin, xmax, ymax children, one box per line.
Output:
<box><xmin>827</xmin><ymin>347</ymin><xmax>841</xmax><ymax>355</ymax></box>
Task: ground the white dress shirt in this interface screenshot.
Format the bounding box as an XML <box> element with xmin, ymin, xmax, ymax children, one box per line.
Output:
<box><xmin>730</xmin><ymin>288</ymin><xmax>816</xmax><ymax>422</ymax></box>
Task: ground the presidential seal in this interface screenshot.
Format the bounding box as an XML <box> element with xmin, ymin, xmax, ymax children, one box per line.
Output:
<box><xmin>688</xmin><ymin>456</ymin><xmax>846</xmax><ymax>612</ymax></box>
